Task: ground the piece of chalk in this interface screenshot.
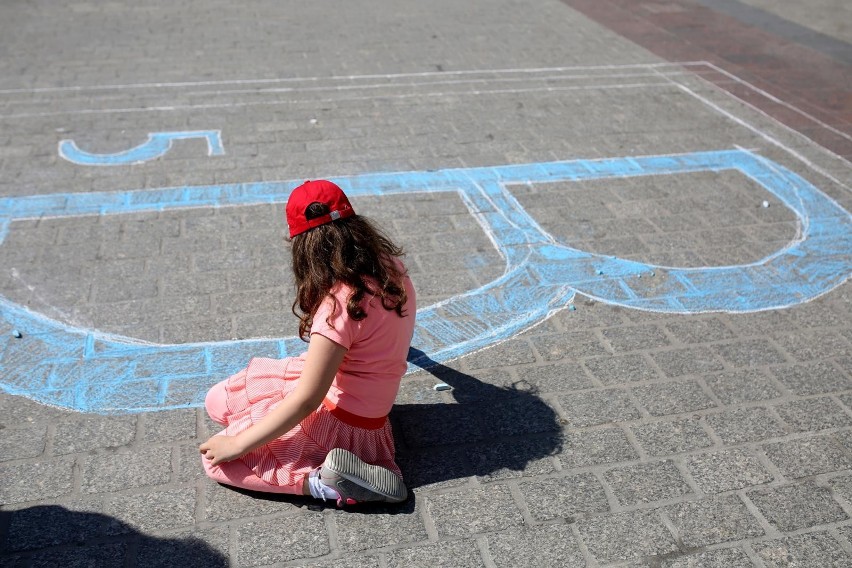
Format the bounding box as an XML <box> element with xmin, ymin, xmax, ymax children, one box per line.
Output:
<box><xmin>762</xmin><ymin>200</ymin><xmax>769</xmax><ymax>208</ymax></box>
<box><xmin>433</xmin><ymin>383</ymin><xmax>451</xmax><ymax>391</ymax></box>
<box><xmin>650</xmin><ymin>271</ymin><xmax>655</xmax><ymax>277</ymax></box>
<box><xmin>568</xmin><ymin>304</ymin><xmax>576</xmax><ymax>311</ymax></box>
<box><xmin>596</xmin><ymin>270</ymin><xmax>603</xmax><ymax>275</ymax></box>
<box><xmin>12</xmin><ymin>330</ymin><xmax>22</xmax><ymax>338</ymax></box>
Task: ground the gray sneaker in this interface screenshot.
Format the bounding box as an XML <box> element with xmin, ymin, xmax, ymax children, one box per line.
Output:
<box><xmin>320</xmin><ymin>448</ymin><xmax>408</xmax><ymax>506</ymax></box>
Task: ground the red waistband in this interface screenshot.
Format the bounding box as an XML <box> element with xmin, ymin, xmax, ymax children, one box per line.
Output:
<box><xmin>322</xmin><ymin>398</ymin><xmax>387</xmax><ymax>430</ymax></box>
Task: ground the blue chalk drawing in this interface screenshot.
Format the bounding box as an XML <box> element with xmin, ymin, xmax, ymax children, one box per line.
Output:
<box><xmin>1</xmin><ymin>149</ymin><xmax>850</xmax><ymax>413</ymax></box>
<box><xmin>58</xmin><ymin>130</ymin><xmax>225</xmax><ymax>165</ymax></box>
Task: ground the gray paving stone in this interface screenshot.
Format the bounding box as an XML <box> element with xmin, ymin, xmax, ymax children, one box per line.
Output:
<box><xmin>161</xmin><ymin>270</ymin><xmax>230</xmax><ymax>297</ymax></box>
<box><xmin>831</xmin><ymin>474</ymin><xmax>852</xmax><ymax>507</ymax></box>
<box><xmin>518</xmin><ymin>472</ymin><xmax>609</xmax><ymax>521</ymax></box>
<box><xmin>773</xmin><ymin>329</ymin><xmax>852</xmax><ymax>362</ymax></box>
<box><xmin>557</xmin><ymin>427</ymin><xmax>640</xmax><ymax>469</ymax></box>
<box><xmin>100</xmin><ymin>235</ymin><xmax>163</xmax><ymax>261</ymax></box>
<box><xmin>409</xmin><ymin>270</ymin><xmax>478</xmax><ymax>302</ymax></box>
<box><xmin>775</xmin><ymin>397</ymin><xmax>852</xmax><ymax>432</ymax></box>
<box><xmin>661</xmin><ymin>547</ymin><xmax>756</xmax><ymax>567</ymax></box>
<box><xmin>81</xmin><ymin>447</ymin><xmax>172</xmax><ymax>493</ymax></box>
<box><xmin>136</xmin><ymin>526</ymin><xmax>230</xmax><ymax>568</ymax></box>
<box><xmin>839</xmin><ymin>356</ymin><xmax>852</xmax><ymax>377</ymax></box>
<box><xmin>664</xmin><ymin>317</ymin><xmax>737</xmax><ymax>344</ymax></box>
<box><xmin>386</xmin><ymin>539</ymin><xmax>485</xmax><ymax>568</ymax></box>
<box><xmin>28</xmin><ymin>542</ymin><xmax>127</xmax><ymax>568</ymax></box>
<box><xmin>232</xmin><ymin>312</ymin><xmax>291</xmax><ymax>339</ymax></box>
<box><xmin>601</xmin><ymin>325</ymin><xmax>671</xmax><ymax>352</ymax></box>
<box><xmin>473</xmin><ymin>438</ymin><xmax>557</xmax><ymax>482</ymax></box>
<box><xmin>652</xmin><ymin>347</ymin><xmax>726</xmax><ymax>377</ymax></box>
<box><xmin>583</xmin><ymin>353</ymin><xmax>660</xmax><ymax>385</ymax></box>
<box><xmin>0</xmin><ymin>458</ymin><xmax>76</xmax><ymax>504</ymax></box>
<box><xmin>515</xmin><ymin>316</ymin><xmax>561</xmax><ymax>336</ymax></box>
<box><xmin>711</xmin><ymin>339</ymin><xmax>787</xmax><ymax>367</ymax></box>
<box><xmin>577</xmin><ymin>509</ymin><xmax>678</xmax><ymax>564</ymax></box>
<box><xmin>0</xmin><ymin>423</ymin><xmax>46</xmax><ymax>460</ymax></box>
<box><xmin>703</xmin><ymin>369</ymin><xmax>784</xmax><ymax>404</ymax></box>
<box><xmin>531</xmin><ymin>330</ymin><xmax>610</xmax><ymax>361</ymax></box>
<box><xmin>838</xmin><ymin>525</ymin><xmax>852</xmax><ymax>553</ymax></box>
<box><xmin>463</xmin><ymin>338</ymin><xmax>537</xmax><ymax>370</ymax></box>
<box><xmin>515</xmin><ymin>362</ymin><xmax>596</xmax><ymax>392</ymax></box>
<box><xmin>556</xmin><ymin>388</ymin><xmax>642</xmax><ymax>427</ymax></box>
<box><xmin>393</xmin><ymin>376</ymin><xmax>447</xmax><ymax>405</ymax></box>
<box><xmin>665</xmin><ymin>494</ymin><xmax>764</xmax><ymax>548</ymax></box>
<box><xmin>77</xmin><ymin>299</ymin><xmax>155</xmax><ymax>332</ymax></box>
<box><xmin>426</xmin><ymin>484</ymin><xmax>524</xmax><ymax>537</ymax></box>
<box><xmin>772</xmin><ymin>361</ymin><xmax>852</xmax><ymax>396</ymax></box>
<box><xmin>395</xmin><ymin>444</ymin><xmax>474</xmax><ymax>491</ymax></box>
<box><xmin>103</xmin><ymin>487</ymin><xmax>197</xmax><ymax>534</ymax></box>
<box><xmin>333</xmin><ymin>502</ymin><xmax>427</xmax><ymax>552</ymax></box>
<box><xmin>631</xmin><ymin>379</ymin><xmax>717</xmax><ymax>416</ymax></box>
<box><xmin>763</xmin><ymin>434</ymin><xmax>852</xmax><ymax>478</ymax></box>
<box><xmin>3</xmin><ymin>500</ymin><xmax>103</xmax><ymax>551</ymax></box>
<box><xmin>686</xmin><ymin>448</ymin><xmax>773</xmax><ymax>494</ymax></box>
<box><xmin>236</xmin><ymin>512</ymin><xmax>329</xmax><ymax>566</ymax></box>
<box><xmin>705</xmin><ymin>407</ymin><xmax>787</xmax><ymax>444</ymax></box>
<box><xmin>486</xmin><ymin>524</ymin><xmax>585</xmax><ymax>567</ymax></box>
<box><xmin>203</xmin><ymin>478</ymin><xmax>300</xmax><ymax>521</ymax></box>
<box><xmin>605</xmin><ymin>460</ymin><xmax>693</xmax><ymax>506</ymax></box>
<box><xmin>211</xmin><ymin>287</ymin><xmax>285</xmax><ymax>318</ymax></box>
<box><xmin>444</xmin><ymin>367</ymin><xmax>514</xmax><ymax>392</ymax></box>
<box><xmin>52</xmin><ymin>414</ymin><xmax>137</xmax><ymax>455</ymax></box>
<box><xmin>748</xmin><ymin>482</ymin><xmax>848</xmax><ymax>532</ymax></box>
<box><xmin>551</xmin><ymin>297</ymin><xmax>627</xmax><ymax>329</ymax></box>
<box><xmin>141</xmin><ymin>408</ymin><xmax>198</xmax><ymax>443</ymax></box>
<box><xmin>0</xmin><ymin>553</ymin><xmax>25</xmax><ymax>567</ymax></box>
<box><xmin>631</xmin><ymin>418</ymin><xmax>713</xmax><ymax>456</ymax></box>
<box><xmin>293</xmin><ymin>556</ymin><xmax>381</xmax><ymax>568</ymax></box>
<box><xmin>174</xmin><ymin>443</ymin><xmax>206</xmax><ymax>483</ymax></box>
<box><xmin>754</xmin><ymin>531</ymin><xmax>852</xmax><ymax>568</ymax></box>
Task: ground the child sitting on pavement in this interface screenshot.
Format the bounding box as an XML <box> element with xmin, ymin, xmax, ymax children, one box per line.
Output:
<box><xmin>199</xmin><ymin>179</ymin><xmax>415</xmax><ymax>506</ymax></box>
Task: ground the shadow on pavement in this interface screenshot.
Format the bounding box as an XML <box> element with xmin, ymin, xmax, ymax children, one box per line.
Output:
<box><xmin>396</xmin><ymin>348</ymin><xmax>564</xmax><ymax>489</ymax></box>
<box><xmin>0</xmin><ymin>505</ymin><xmax>228</xmax><ymax>566</ymax></box>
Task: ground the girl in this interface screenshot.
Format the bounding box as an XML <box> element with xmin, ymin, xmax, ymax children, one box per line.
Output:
<box><xmin>199</xmin><ymin>179</ymin><xmax>415</xmax><ymax>507</ymax></box>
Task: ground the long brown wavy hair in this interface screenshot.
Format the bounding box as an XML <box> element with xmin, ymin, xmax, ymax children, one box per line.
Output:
<box><xmin>290</xmin><ymin>203</ymin><xmax>409</xmax><ymax>340</ymax></box>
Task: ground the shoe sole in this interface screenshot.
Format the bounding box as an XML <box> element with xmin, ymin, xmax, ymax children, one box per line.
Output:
<box><xmin>323</xmin><ymin>448</ymin><xmax>408</xmax><ymax>503</ymax></box>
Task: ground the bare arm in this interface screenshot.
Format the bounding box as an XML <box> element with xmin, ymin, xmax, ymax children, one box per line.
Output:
<box><xmin>199</xmin><ymin>334</ymin><xmax>346</xmax><ymax>466</ymax></box>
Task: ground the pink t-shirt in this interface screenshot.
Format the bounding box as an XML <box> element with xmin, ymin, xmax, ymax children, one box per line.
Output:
<box><xmin>308</xmin><ymin>266</ymin><xmax>416</xmax><ymax>418</ymax></box>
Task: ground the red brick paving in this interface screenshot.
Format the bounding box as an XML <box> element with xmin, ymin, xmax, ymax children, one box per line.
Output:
<box><xmin>561</xmin><ymin>0</ymin><xmax>852</xmax><ymax>159</ymax></box>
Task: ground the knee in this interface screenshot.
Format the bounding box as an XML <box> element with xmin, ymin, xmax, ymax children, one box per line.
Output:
<box><xmin>205</xmin><ymin>381</ymin><xmax>229</xmax><ymax>425</ymax></box>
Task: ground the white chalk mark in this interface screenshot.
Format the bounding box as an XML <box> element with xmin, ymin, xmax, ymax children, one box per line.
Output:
<box><xmin>0</xmin><ymin>82</ymin><xmax>674</xmax><ymax>120</ymax></box>
<box><xmin>8</xmin><ymin>267</ymin><xmax>87</xmax><ymax>327</ymax></box>
<box><xmin>665</xmin><ymin>76</ymin><xmax>852</xmax><ymax>194</ymax></box>
<box><xmin>0</xmin><ymin>62</ymin><xmax>708</xmax><ymax>95</ymax></box>
<box><xmin>700</xmin><ymin>61</ymin><xmax>852</xmax><ymax>146</ymax></box>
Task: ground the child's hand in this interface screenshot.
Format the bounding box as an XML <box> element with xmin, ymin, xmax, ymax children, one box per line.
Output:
<box><xmin>199</xmin><ymin>435</ymin><xmax>245</xmax><ymax>466</ymax></box>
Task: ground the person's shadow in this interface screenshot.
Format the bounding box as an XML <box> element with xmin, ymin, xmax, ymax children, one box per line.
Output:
<box><xmin>394</xmin><ymin>348</ymin><xmax>564</xmax><ymax>489</ymax></box>
<box><xmin>0</xmin><ymin>506</ymin><xmax>228</xmax><ymax>566</ymax></box>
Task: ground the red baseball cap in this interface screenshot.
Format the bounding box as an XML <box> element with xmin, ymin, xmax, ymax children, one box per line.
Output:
<box><xmin>285</xmin><ymin>179</ymin><xmax>356</xmax><ymax>238</ymax></box>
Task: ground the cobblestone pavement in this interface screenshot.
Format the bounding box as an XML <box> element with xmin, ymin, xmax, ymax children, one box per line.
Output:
<box><xmin>1</xmin><ymin>0</ymin><xmax>851</xmax><ymax>566</ymax></box>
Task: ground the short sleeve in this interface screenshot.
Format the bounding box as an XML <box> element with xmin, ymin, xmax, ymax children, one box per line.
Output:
<box><xmin>310</xmin><ymin>285</ymin><xmax>359</xmax><ymax>349</ymax></box>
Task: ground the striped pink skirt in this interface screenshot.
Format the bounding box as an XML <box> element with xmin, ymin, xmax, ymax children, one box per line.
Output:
<box><xmin>201</xmin><ymin>357</ymin><xmax>401</xmax><ymax>494</ymax></box>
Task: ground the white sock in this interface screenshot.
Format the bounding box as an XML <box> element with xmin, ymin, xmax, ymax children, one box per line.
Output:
<box><xmin>308</xmin><ymin>468</ymin><xmax>340</xmax><ymax>501</ymax></box>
